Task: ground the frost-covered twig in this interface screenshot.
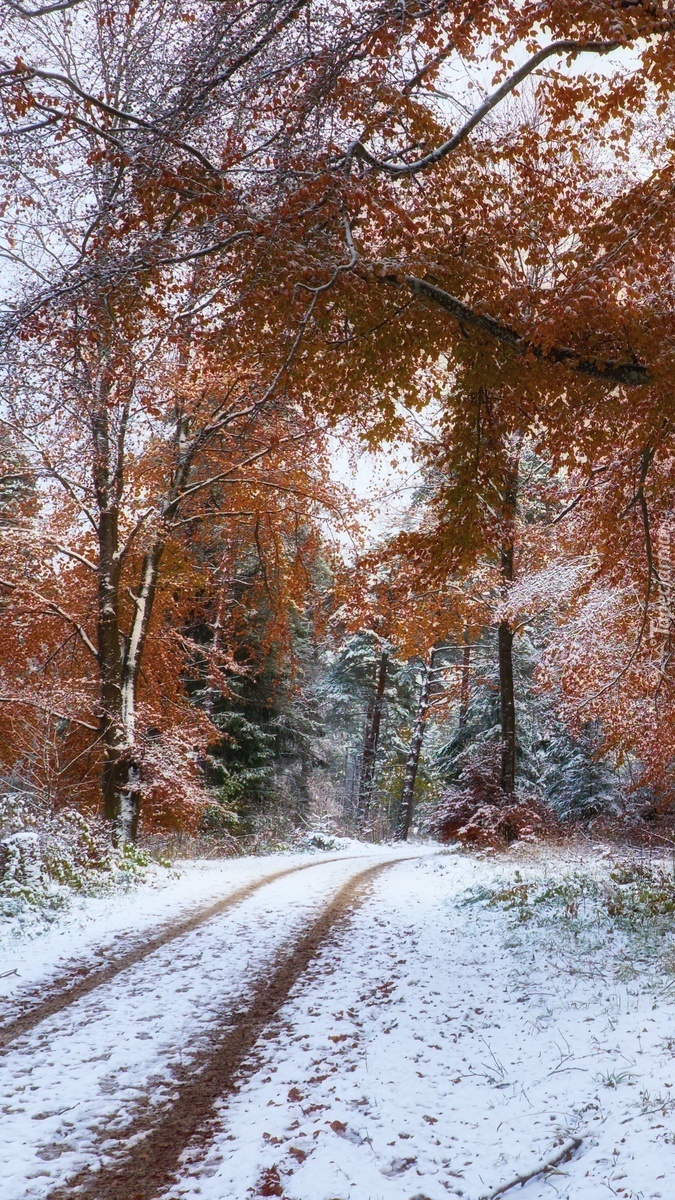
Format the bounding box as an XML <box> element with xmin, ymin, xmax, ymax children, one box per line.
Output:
<box><xmin>478</xmin><ymin>1137</ymin><xmax>583</xmax><ymax>1200</ymax></box>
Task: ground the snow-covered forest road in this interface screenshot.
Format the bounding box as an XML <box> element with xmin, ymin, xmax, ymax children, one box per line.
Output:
<box><xmin>1</xmin><ymin>847</ymin><xmax>675</xmax><ymax>1200</ymax></box>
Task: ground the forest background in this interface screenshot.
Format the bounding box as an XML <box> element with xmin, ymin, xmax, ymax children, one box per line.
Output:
<box><xmin>1</xmin><ymin>0</ymin><xmax>675</xmax><ymax>892</ymax></box>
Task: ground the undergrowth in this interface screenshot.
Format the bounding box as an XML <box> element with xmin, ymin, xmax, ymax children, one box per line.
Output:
<box><xmin>464</xmin><ymin>859</ymin><xmax>675</xmax><ymax>977</ymax></box>
<box><xmin>0</xmin><ymin>792</ymin><xmax>165</xmax><ymax>934</ymax></box>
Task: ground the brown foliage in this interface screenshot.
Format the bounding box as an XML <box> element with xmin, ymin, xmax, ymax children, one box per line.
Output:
<box><xmin>5</xmin><ymin>1</ymin><xmax>675</xmax><ymax>837</ymax></box>
<box><xmin>432</xmin><ymin>781</ymin><xmax>558</xmax><ymax>849</ymax></box>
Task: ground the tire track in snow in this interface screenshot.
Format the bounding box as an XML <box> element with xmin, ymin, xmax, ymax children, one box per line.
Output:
<box><xmin>0</xmin><ymin>853</ymin><xmax>368</xmax><ymax>1051</ymax></box>
<box><xmin>45</xmin><ymin>857</ymin><xmax>400</xmax><ymax>1200</ymax></box>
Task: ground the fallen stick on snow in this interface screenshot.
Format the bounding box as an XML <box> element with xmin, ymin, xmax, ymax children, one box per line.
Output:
<box><xmin>478</xmin><ymin>1136</ymin><xmax>583</xmax><ymax>1200</ymax></box>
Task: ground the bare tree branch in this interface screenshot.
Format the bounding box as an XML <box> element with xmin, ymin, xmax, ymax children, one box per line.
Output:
<box><xmin>35</xmin><ymin>598</ymin><xmax>98</xmax><ymax>659</ymax></box>
<box><xmin>2</xmin><ymin>0</ymin><xmax>87</xmax><ymax>16</ymax></box>
<box><xmin>184</xmin><ymin>0</ymin><xmax>311</xmax><ymax>114</ymax></box>
<box><xmin>0</xmin><ymin>115</ymin><xmax>59</xmax><ymax>136</ymax></box>
<box><xmin>479</xmin><ymin>1137</ymin><xmax>583</xmax><ymax>1200</ymax></box>
<box><xmin>10</xmin><ymin>65</ymin><xmax>222</xmax><ymax>174</ymax></box>
<box><xmin>50</xmin><ymin>542</ymin><xmax>97</xmax><ymax>572</ymax></box>
<box><xmin>342</xmin><ymin>40</ymin><xmax>621</xmax><ymax>177</ymax></box>
<box><xmin>114</xmin><ymin>508</ymin><xmax>154</xmax><ymax>565</ymax></box>
<box><xmin>0</xmin><ymin>695</ymin><xmax>97</xmax><ymax>732</ymax></box>
<box><xmin>168</xmin><ymin>509</ymin><xmax>257</xmax><ymax>527</ymax></box>
<box><xmin>0</xmin><ymin>576</ymin><xmax>98</xmax><ymax>659</ymax></box>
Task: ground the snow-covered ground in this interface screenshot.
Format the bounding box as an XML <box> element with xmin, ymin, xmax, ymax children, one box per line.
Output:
<box><xmin>0</xmin><ymin>846</ymin><xmax>419</xmax><ymax>1197</ymax></box>
<box><xmin>0</xmin><ymin>842</ymin><xmax>379</xmax><ymax>1006</ymax></box>
<box><xmin>164</xmin><ymin>848</ymin><xmax>675</xmax><ymax>1200</ymax></box>
<box><xmin>2</xmin><ymin>842</ymin><xmax>675</xmax><ymax>1199</ymax></box>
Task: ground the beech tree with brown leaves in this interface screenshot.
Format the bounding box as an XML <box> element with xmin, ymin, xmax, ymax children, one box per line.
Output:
<box><xmin>0</xmin><ymin>305</ymin><xmax>342</xmax><ymax>837</ymax></box>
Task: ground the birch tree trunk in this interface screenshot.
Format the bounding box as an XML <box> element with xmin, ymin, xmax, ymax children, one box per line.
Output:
<box><xmin>103</xmin><ymin>450</ymin><xmax>193</xmax><ymax>841</ymax></box>
<box><xmin>90</xmin><ymin>356</ymin><xmax>136</xmax><ymax>843</ymax></box>
<box><xmin>394</xmin><ymin>649</ymin><xmax>435</xmax><ymax>841</ymax></box>
<box><xmin>356</xmin><ymin>650</ymin><xmax>388</xmax><ymax>827</ymax></box>
<box><xmin>108</xmin><ymin>543</ymin><xmax>166</xmax><ymax>843</ymax></box>
<box><xmin>93</xmin><ymin>359</ymin><xmax>191</xmax><ymax>842</ymax></box>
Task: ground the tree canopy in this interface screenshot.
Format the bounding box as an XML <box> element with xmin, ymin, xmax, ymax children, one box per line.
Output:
<box><xmin>1</xmin><ymin>0</ymin><xmax>675</xmax><ymax>842</ymax></box>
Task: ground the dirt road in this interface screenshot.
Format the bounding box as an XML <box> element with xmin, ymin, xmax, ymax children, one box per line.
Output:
<box><xmin>0</xmin><ymin>852</ymin><xmax>376</xmax><ymax>1051</ymax></box>
<box><xmin>0</xmin><ymin>851</ymin><xmax>413</xmax><ymax>1199</ymax></box>
<box><xmin>3</xmin><ymin>846</ymin><xmax>675</xmax><ymax>1200</ymax></box>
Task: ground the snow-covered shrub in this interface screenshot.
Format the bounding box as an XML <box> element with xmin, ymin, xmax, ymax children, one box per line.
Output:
<box><xmin>472</xmin><ymin>862</ymin><xmax>675</xmax><ymax>939</ymax></box>
<box><xmin>0</xmin><ymin>789</ymin><xmax>151</xmax><ymax>925</ymax></box>
<box><xmin>298</xmin><ymin>829</ymin><xmax>355</xmax><ymax>851</ymax></box>
<box><xmin>0</xmin><ymin>830</ymin><xmax>41</xmax><ymax>888</ymax></box>
<box><xmin>431</xmin><ymin>788</ymin><xmax>555</xmax><ymax>847</ymax></box>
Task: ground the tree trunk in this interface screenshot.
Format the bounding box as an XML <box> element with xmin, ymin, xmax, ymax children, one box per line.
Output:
<box><xmin>498</xmin><ymin>439</ymin><xmax>520</xmax><ymax>794</ymax></box>
<box><xmin>356</xmin><ymin>650</ymin><xmax>388</xmax><ymax>826</ymax></box>
<box><xmin>395</xmin><ymin>649</ymin><xmax>435</xmax><ymax>841</ymax></box>
<box><xmin>498</xmin><ymin>615</ymin><xmax>516</xmax><ymax>794</ymax></box>
<box><xmin>95</xmin><ymin>389</ymin><xmax>188</xmax><ymax>842</ymax></box>
<box><xmin>295</xmin><ymin>754</ymin><xmax>311</xmax><ymax>826</ymax></box>
<box><xmin>103</xmin><ymin>748</ymin><xmax>142</xmax><ymax>843</ymax></box>
<box><xmin>459</xmin><ymin>642</ymin><xmax>471</xmax><ymax>730</ymax></box>
<box><xmin>91</xmin><ymin>362</ymin><xmax>130</xmax><ymax>843</ymax></box>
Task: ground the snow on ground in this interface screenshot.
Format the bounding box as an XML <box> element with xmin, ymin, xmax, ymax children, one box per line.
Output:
<box><xmin>3</xmin><ymin>840</ymin><xmax>675</xmax><ymax>1200</ymax></box>
<box><xmin>0</xmin><ymin>847</ymin><xmax>416</xmax><ymax>1199</ymax></box>
<box><xmin>0</xmin><ymin>840</ymin><xmax>379</xmax><ymax>1006</ymax></box>
<box><xmin>164</xmin><ymin>846</ymin><xmax>675</xmax><ymax>1200</ymax></box>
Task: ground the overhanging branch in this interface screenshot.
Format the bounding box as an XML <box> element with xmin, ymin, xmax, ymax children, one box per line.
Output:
<box><xmin>403</xmin><ymin>275</ymin><xmax>650</xmax><ymax>387</ymax></box>
<box><xmin>3</xmin><ymin>0</ymin><xmax>86</xmax><ymax>15</ymax></box>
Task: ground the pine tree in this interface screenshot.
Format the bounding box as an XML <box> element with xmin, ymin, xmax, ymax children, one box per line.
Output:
<box><xmin>433</xmin><ymin>626</ymin><xmax>554</xmax><ymax>796</ymax></box>
<box><xmin>196</xmin><ymin>616</ymin><xmax>326</xmax><ymax>838</ymax></box>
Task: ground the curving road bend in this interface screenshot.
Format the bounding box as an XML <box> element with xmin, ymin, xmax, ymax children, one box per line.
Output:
<box><xmin>0</xmin><ymin>852</ymin><xmax>379</xmax><ymax>1051</ymax></box>
<box><xmin>4</xmin><ymin>848</ymin><xmax>674</xmax><ymax>1200</ymax></box>
<box><xmin>0</xmin><ymin>850</ymin><xmax>418</xmax><ymax>1199</ymax></box>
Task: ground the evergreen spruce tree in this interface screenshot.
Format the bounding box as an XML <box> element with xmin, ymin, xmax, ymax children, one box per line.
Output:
<box><xmin>183</xmin><ymin>545</ymin><xmax>327</xmax><ymax>839</ymax></box>
<box><xmin>433</xmin><ymin>629</ymin><xmax>545</xmax><ymax>791</ymax></box>
<box><xmin>543</xmin><ymin>721</ymin><xmax>619</xmax><ymax>822</ymax></box>
<box><xmin>199</xmin><ymin>617</ymin><xmax>326</xmax><ymax>837</ymax></box>
<box><xmin>317</xmin><ymin>631</ymin><xmax>417</xmax><ymax>830</ymax></box>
